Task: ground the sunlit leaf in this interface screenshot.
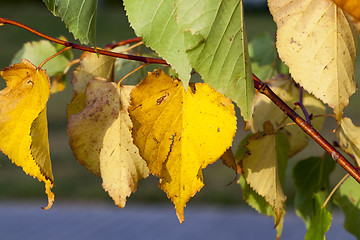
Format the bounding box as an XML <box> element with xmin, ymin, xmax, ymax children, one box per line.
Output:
<box><xmin>0</xmin><ymin>59</ymin><xmax>54</xmax><ymax>209</ymax></box>
<box><xmin>68</xmin><ymin>78</ymin><xmax>149</xmax><ymax>206</ymax></box>
<box><xmin>334</xmin><ymin>176</ymin><xmax>360</xmax><ymax>239</ymax></box>
<box><xmin>123</xmin><ymin>0</ymin><xmax>191</xmax><ymax>86</ymax></box>
<box><xmin>129</xmin><ymin>69</ymin><xmax>236</xmax><ymax>223</ymax></box>
<box><xmin>240</xmin><ymin>122</ymin><xmax>288</xmax><ymax>223</ymax></box>
<box><xmin>237</xmin><ymin>131</ymin><xmax>289</xmax><ymax>237</ymax></box>
<box><xmin>268</xmin><ymin>0</ymin><xmax>358</xmax><ymax>120</ymax></box>
<box><xmin>43</xmin><ymin>0</ymin><xmax>97</xmax><ymax>45</ymax></box>
<box><xmin>175</xmin><ymin>0</ymin><xmax>254</xmax><ymax>120</ymax></box>
<box><xmin>336</xmin><ymin>117</ymin><xmax>360</xmax><ymax>166</ymax></box>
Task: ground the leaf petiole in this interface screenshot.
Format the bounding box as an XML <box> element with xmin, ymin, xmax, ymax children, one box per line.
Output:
<box><xmin>38</xmin><ymin>46</ymin><xmax>72</xmax><ymax>69</ymax></box>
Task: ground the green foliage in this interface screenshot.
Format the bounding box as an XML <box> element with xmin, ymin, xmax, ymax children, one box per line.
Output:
<box><xmin>175</xmin><ymin>0</ymin><xmax>254</xmax><ymax>120</ymax></box>
<box><xmin>123</xmin><ymin>0</ymin><xmax>191</xmax><ymax>86</ymax></box>
<box><xmin>305</xmin><ymin>192</ymin><xmax>332</xmax><ymax>240</ymax></box>
<box><xmin>11</xmin><ymin>40</ymin><xmax>70</xmax><ymax>77</ymax></box>
<box><xmin>293</xmin><ymin>155</ymin><xmax>335</xmax><ymax>231</ymax></box>
<box><xmin>334</xmin><ymin>176</ymin><xmax>360</xmax><ymax>239</ymax></box>
<box><xmin>43</xmin><ymin>0</ymin><xmax>98</xmax><ymax>45</ymax></box>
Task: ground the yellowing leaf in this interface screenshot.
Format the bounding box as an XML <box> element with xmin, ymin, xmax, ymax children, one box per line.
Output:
<box><xmin>67</xmin><ymin>51</ymin><xmax>116</xmax><ymax>118</ymax></box>
<box><xmin>268</xmin><ymin>0</ymin><xmax>358</xmax><ymax>120</ymax></box>
<box><xmin>129</xmin><ymin>69</ymin><xmax>237</xmax><ymax>223</ymax></box>
<box><xmin>333</xmin><ymin>0</ymin><xmax>360</xmax><ymax>21</ymax></box>
<box><xmin>251</xmin><ymin>75</ymin><xmax>325</xmax><ymax>156</ymax></box>
<box><xmin>333</xmin><ymin>0</ymin><xmax>360</xmax><ymax>35</ymax></box>
<box><xmin>241</xmin><ymin>122</ymin><xmax>286</xmax><ymax>222</ymax></box>
<box><xmin>68</xmin><ymin>78</ymin><xmax>149</xmax><ymax>206</ymax></box>
<box><xmin>336</xmin><ymin>117</ymin><xmax>360</xmax><ymax>166</ymax></box>
<box><xmin>0</xmin><ymin>59</ymin><xmax>54</xmax><ymax>209</ymax></box>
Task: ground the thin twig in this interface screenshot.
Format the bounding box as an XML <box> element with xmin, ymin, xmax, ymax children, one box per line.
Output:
<box><xmin>252</xmin><ymin>74</ymin><xmax>360</xmax><ymax>184</ymax></box>
<box><xmin>105</xmin><ymin>37</ymin><xmax>142</xmax><ymax>49</ymax></box>
<box><xmin>294</xmin><ymin>86</ymin><xmax>312</xmax><ymax>124</ymax></box>
<box><xmin>322</xmin><ymin>173</ymin><xmax>349</xmax><ymax>209</ymax></box>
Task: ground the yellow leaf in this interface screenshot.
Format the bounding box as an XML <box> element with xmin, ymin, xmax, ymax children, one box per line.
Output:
<box><xmin>336</xmin><ymin>117</ymin><xmax>360</xmax><ymax>166</ymax></box>
<box><xmin>0</xmin><ymin>59</ymin><xmax>54</xmax><ymax>209</ymax></box>
<box><xmin>333</xmin><ymin>0</ymin><xmax>360</xmax><ymax>21</ymax></box>
<box><xmin>129</xmin><ymin>69</ymin><xmax>237</xmax><ymax>223</ymax></box>
<box><xmin>67</xmin><ymin>51</ymin><xmax>116</xmax><ymax>118</ymax></box>
<box><xmin>68</xmin><ymin>78</ymin><xmax>149</xmax><ymax>205</ymax></box>
<box><xmin>251</xmin><ymin>75</ymin><xmax>325</xmax><ymax>156</ymax></box>
<box><xmin>268</xmin><ymin>0</ymin><xmax>358</xmax><ymax>121</ymax></box>
<box><xmin>242</xmin><ymin>123</ymin><xmax>286</xmax><ymax>222</ymax></box>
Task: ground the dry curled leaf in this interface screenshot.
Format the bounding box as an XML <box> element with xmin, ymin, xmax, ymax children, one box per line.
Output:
<box><xmin>0</xmin><ymin>59</ymin><xmax>54</xmax><ymax>209</ymax></box>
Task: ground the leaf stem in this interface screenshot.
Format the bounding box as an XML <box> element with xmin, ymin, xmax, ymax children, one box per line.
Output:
<box><xmin>252</xmin><ymin>74</ymin><xmax>360</xmax><ymax>184</ymax></box>
<box><xmin>322</xmin><ymin>173</ymin><xmax>349</xmax><ymax>209</ymax></box>
<box><xmin>118</xmin><ymin>63</ymin><xmax>148</xmax><ymax>86</ymax></box>
<box><xmin>38</xmin><ymin>46</ymin><xmax>72</xmax><ymax>69</ymax></box>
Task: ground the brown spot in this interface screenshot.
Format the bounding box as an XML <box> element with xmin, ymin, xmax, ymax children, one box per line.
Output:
<box><xmin>156</xmin><ymin>93</ymin><xmax>169</xmax><ymax>105</ymax></box>
<box><xmin>131</xmin><ymin>104</ymin><xmax>142</xmax><ymax>111</ymax></box>
<box><xmin>27</xmin><ymin>79</ymin><xmax>34</xmax><ymax>86</ymax></box>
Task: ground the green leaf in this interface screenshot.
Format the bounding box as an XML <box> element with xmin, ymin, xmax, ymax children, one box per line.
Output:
<box><xmin>123</xmin><ymin>0</ymin><xmax>191</xmax><ymax>87</ymax></box>
<box><xmin>43</xmin><ymin>0</ymin><xmax>97</xmax><ymax>45</ymax></box>
<box><xmin>11</xmin><ymin>40</ymin><xmax>70</xmax><ymax>77</ymax></box>
<box><xmin>175</xmin><ymin>0</ymin><xmax>254</xmax><ymax>120</ymax></box>
<box><xmin>334</xmin><ymin>176</ymin><xmax>360</xmax><ymax>239</ymax></box>
<box><xmin>305</xmin><ymin>192</ymin><xmax>332</xmax><ymax>240</ymax></box>
<box><xmin>293</xmin><ymin>155</ymin><xmax>335</xmax><ymax>227</ymax></box>
<box><xmin>248</xmin><ymin>32</ymin><xmax>277</xmax><ymax>81</ymax></box>
<box><xmin>248</xmin><ymin>32</ymin><xmax>277</xmax><ymax>66</ymax></box>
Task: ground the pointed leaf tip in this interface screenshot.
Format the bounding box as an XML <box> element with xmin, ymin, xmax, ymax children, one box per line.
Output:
<box><xmin>129</xmin><ymin>69</ymin><xmax>237</xmax><ymax>222</ymax></box>
<box><xmin>0</xmin><ymin>59</ymin><xmax>54</xmax><ymax>207</ymax></box>
<box><xmin>68</xmin><ymin>78</ymin><xmax>149</xmax><ymax>207</ymax></box>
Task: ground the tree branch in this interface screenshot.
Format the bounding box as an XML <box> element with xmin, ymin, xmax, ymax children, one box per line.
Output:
<box><xmin>253</xmin><ymin>74</ymin><xmax>360</xmax><ymax>184</ymax></box>
<box><xmin>2</xmin><ymin>16</ymin><xmax>360</xmax><ymax>183</ymax></box>
<box><xmin>0</xmin><ymin>17</ymin><xmax>167</xmax><ymax>65</ymax></box>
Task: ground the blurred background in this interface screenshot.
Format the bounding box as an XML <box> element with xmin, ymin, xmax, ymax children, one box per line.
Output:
<box><xmin>0</xmin><ymin>0</ymin><xmax>359</xmax><ymax>211</ymax></box>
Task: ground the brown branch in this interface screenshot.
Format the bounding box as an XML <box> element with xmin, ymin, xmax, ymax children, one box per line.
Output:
<box><xmin>104</xmin><ymin>37</ymin><xmax>142</xmax><ymax>49</ymax></box>
<box><xmin>253</xmin><ymin>74</ymin><xmax>360</xmax><ymax>184</ymax></box>
<box><xmin>2</xmin><ymin>16</ymin><xmax>360</xmax><ymax>183</ymax></box>
<box><xmin>0</xmin><ymin>17</ymin><xmax>167</xmax><ymax>65</ymax></box>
